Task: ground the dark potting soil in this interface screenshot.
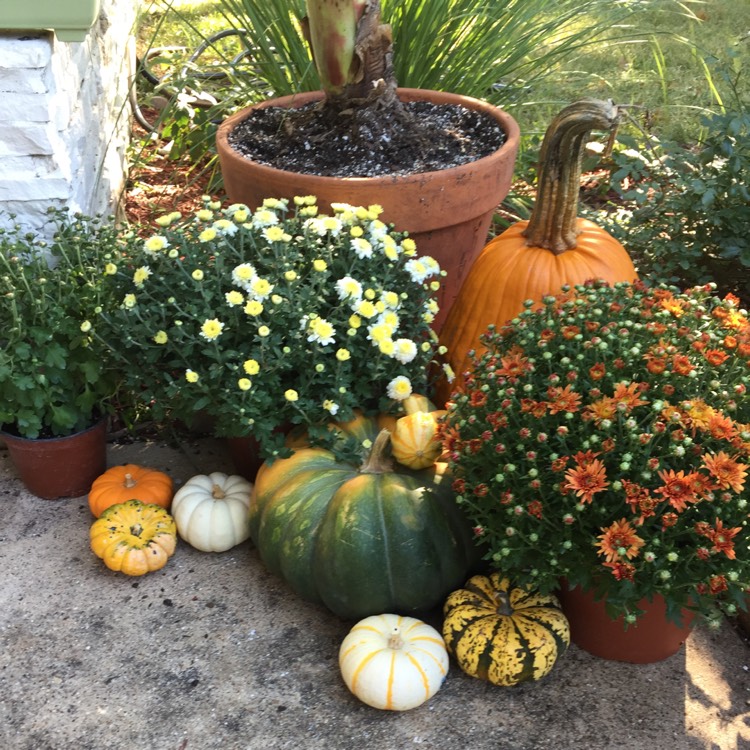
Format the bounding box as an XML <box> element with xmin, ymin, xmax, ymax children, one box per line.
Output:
<box><xmin>226</xmin><ymin>99</ymin><xmax>507</xmax><ymax>178</ymax></box>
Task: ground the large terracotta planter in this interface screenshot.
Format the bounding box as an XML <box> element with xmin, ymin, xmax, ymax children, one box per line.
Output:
<box><xmin>557</xmin><ymin>582</ymin><xmax>695</xmax><ymax>664</ymax></box>
<box><xmin>1</xmin><ymin>419</ymin><xmax>107</xmax><ymax>500</ymax></box>
<box><xmin>216</xmin><ymin>89</ymin><xmax>520</xmax><ymax>333</ymax></box>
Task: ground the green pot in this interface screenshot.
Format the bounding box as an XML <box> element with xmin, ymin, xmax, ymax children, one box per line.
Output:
<box><xmin>0</xmin><ymin>0</ymin><xmax>101</xmax><ymax>42</ymax></box>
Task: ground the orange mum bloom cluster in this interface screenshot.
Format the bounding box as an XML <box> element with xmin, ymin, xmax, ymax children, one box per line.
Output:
<box><xmin>444</xmin><ymin>280</ymin><xmax>750</xmax><ymax>624</ymax></box>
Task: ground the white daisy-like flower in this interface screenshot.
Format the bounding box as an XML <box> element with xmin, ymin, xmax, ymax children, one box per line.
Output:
<box><xmin>335</xmin><ymin>276</ymin><xmax>363</xmax><ymax>301</ymax></box>
<box><xmin>392</xmin><ymin>338</ymin><xmax>418</xmax><ymax>364</ymax></box>
<box><xmin>377</xmin><ymin>310</ymin><xmax>400</xmax><ymax>333</ymax></box>
<box><xmin>323</xmin><ymin>399</ymin><xmax>340</xmax><ymax>416</ymax></box>
<box><xmin>143</xmin><ymin>235</ymin><xmax>168</xmax><ymax>255</ymax></box>
<box><xmin>351</xmin><ymin>237</ymin><xmax>373</xmax><ymax>259</ymax></box>
<box><xmin>381</xmin><ymin>291</ymin><xmax>400</xmax><ymax>309</ymax></box>
<box><xmin>251</xmin><ymin>208</ymin><xmax>279</xmax><ymax>227</ymax></box>
<box><xmin>232</xmin><ymin>263</ymin><xmax>256</xmax><ymax>290</ymax></box>
<box><xmin>213</xmin><ymin>218</ymin><xmax>239</xmax><ymax>236</ymax></box>
<box><xmin>387</xmin><ymin>376</ymin><xmax>413</xmax><ymax>400</ymax></box>
<box><xmin>307</xmin><ymin>317</ymin><xmax>336</xmax><ymax>346</ymax></box>
<box><xmin>303</xmin><ymin>217</ymin><xmax>328</xmax><ymax>236</ymax></box>
<box><xmin>249</xmin><ymin>277</ymin><xmax>274</xmax><ymax>301</ymax></box>
<box><xmin>367</xmin><ymin>321</ymin><xmax>395</xmax><ymax>344</ymax></box>
<box><xmin>404</xmin><ymin>257</ymin><xmax>432</xmax><ymax>284</ymax></box>
<box><xmin>225</xmin><ymin>290</ymin><xmax>244</xmax><ymax>307</ymax></box>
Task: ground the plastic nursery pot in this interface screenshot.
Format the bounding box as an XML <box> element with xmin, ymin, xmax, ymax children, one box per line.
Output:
<box><xmin>557</xmin><ymin>581</ymin><xmax>695</xmax><ymax>664</ymax></box>
<box><xmin>216</xmin><ymin>88</ymin><xmax>521</xmax><ymax>334</ymax></box>
<box><xmin>1</xmin><ymin>419</ymin><xmax>107</xmax><ymax>500</ymax></box>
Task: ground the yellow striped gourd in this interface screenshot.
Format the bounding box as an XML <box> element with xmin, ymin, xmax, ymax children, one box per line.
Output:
<box><xmin>442</xmin><ymin>572</ymin><xmax>570</xmax><ymax>686</ymax></box>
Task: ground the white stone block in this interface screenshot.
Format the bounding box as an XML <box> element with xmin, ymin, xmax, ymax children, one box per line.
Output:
<box><xmin>0</xmin><ymin>122</ymin><xmax>55</xmax><ymax>155</ymax></box>
<box><xmin>0</xmin><ymin>92</ymin><xmax>53</xmax><ymax>122</ymax></box>
<box><xmin>0</xmin><ymin>33</ymin><xmax>52</xmax><ymax>69</ymax></box>
<box><xmin>0</xmin><ymin>67</ymin><xmax>49</xmax><ymax>94</ymax></box>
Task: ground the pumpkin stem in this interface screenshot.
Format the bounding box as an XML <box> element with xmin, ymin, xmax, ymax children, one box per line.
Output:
<box><xmin>360</xmin><ymin>429</ymin><xmax>394</xmax><ymax>474</ymax></box>
<box><xmin>129</xmin><ymin>523</ymin><xmax>143</xmax><ymax>538</ymax></box>
<box><xmin>211</xmin><ymin>484</ymin><xmax>226</xmax><ymax>500</ymax></box>
<box><xmin>494</xmin><ymin>590</ymin><xmax>514</xmax><ymax>617</ymax></box>
<box><xmin>123</xmin><ymin>473</ymin><xmax>137</xmax><ymax>489</ymax></box>
<box><xmin>387</xmin><ymin>627</ymin><xmax>404</xmax><ymax>650</ymax></box>
<box><xmin>522</xmin><ymin>99</ymin><xmax>620</xmax><ymax>255</ymax></box>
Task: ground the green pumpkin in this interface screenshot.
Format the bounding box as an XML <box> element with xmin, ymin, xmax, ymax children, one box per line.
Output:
<box><xmin>250</xmin><ymin>414</ymin><xmax>478</xmax><ymax>619</ymax></box>
<box><xmin>442</xmin><ymin>572</ymin><xmax>570</xmax><ymax>687</ymax></box>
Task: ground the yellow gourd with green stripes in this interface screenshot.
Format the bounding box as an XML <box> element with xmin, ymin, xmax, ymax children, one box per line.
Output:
<box><xmin>442</xmin><ymin>572</ymin><xmax>570</xmax><ymax>686</ymax></box>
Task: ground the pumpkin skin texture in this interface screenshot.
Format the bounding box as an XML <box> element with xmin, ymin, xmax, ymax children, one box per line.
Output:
<box><xmin>90</xmin><ymin>500</ymin><xmax>177</xmax><ymax>576</ymax></box>
<box><xmin>250</xmin><ymin>417</ymin><xmax>478</xmax><ymax>619</ymax></box>
<box><xmin>339</xmin><ymin>614</ymin><xmax>449</xmax><ymax>711</ymax></box>
<box><xmin>442</xmin><ymin>573</ymin><xmax>570</xmax><ymax>687</ymax></box>
<box><xmin>171</xmin><ymin>472</ymin><xmax>253</xmax><ymax>552</ymax></box>
<box><xmin>88</xmin><ymin>464</ymin><xmax>174</xmax><ymax>518</ymax></box>
<box><xmin>436</xmin><ymin>100</ymin><xmax>637</xmax><ymax>404</ymax></box>
<box><xmin>391</xmin><ymin>410</ymin><xmax>447</xmax><ymax>470</ymax></box>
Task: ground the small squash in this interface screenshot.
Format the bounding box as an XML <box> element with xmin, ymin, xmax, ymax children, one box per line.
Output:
<box><xmin>88</xmin><ymin>464</ymin><xmax>174</xmax><ymax>517</ymax></box>
<box><xmin>390</xmin><ymin>410</ymin><xmax>446</xmax><ymax>470</ymax></box>
<box><xmin>442</xmin><ymin>572</ymin><xmax>570</xmax><ymax>687</ymax></box>
<box><xmin>171</xmin><ymin>472</ymin><xmax>253</xmax><ymax>552</ymax></box>
<box><xmin>436</xmin><ymin>99</ymin><xmax>637</xmax><ymax>404</ymax></box>
<box><xmin>90</xmin><ymin>500</ymin><xmax>177</xmax><ymax>576</ymax></box>
<box><xmin>251</xmin><ymin>414</ymin><xmax>478</xmax><ymax>619</ymax></box>
<box><xmin>339</xmin><ymin>614</ymin><xmax>449</xmax><ymax>711</ymax></box>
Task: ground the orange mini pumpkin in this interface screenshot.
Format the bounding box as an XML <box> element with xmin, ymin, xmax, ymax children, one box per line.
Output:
<box><xmin>436</xmin><ymin>99</ymin><xmax>637</xmax><ymax>405</ymax></box>
<box><xmin>88</xmin><ymin>464</ymin><xmax>174</xmax><ymax>517</ymax></box>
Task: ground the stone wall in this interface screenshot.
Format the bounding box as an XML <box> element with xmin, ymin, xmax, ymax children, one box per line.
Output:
<box><xmin>0</xmin><ymin>0</ymin><xmax>137</xmax><ymax>234</ymax></box>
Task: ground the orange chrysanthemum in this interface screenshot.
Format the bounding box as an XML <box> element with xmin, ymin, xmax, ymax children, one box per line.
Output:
<box><xmin>546</xmin><ymin>384</ymin><xmax>582</xmax><ymax>414</ymax></box>
<box><xmin>612</xmin><ymin>382</ymin><xmax>648</xmax><ymax>411</ymax></box>
<box><xmin>703</xmin><ymin>348</ymin><xmax>730</xmax><ymax>367</ymax></box>
<box><xmin>702</xmin><ymin>452</ymin><xmax>748</xmax><ymax>493</ymax></box>
<box><xmin>584</xmin><ymin>397</ymin><xmax>617</xmax><ymax>424</ymax></box>
<box><xmin>704</xmin><ymin>519</ymin><xmax>742</xmax><ymax>560</ymax></box>
<box><xmin>705</xmin><ymin>413</ymin><xmax>738</xmax><ymax>441</ymax></box>
<box><xmin>654</xmin><ymin>469</ymin><xmax>702</xmax><ymax>512</ymax></box>
<box><xmin>563</xmin><ymin>459</ymin><xmax>610</xmax><ymax>503</ymax></box>
<box><xmin>497</xmin><ymin>345</ymin><xmax>532</xmax><ymax>378</ymax></box>
<box><xmin>596</xmin><ymin>518</ymin><xmax>645</xmax><ymax>562</ymax></box>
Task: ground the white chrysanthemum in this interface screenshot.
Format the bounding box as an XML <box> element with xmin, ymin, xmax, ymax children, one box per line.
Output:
<box><xmin>225</xmin><ymin>290</ymin><xmax>244</xmax><ymax>307</ymax></box>
<box><xmin>133</xmin><ymin>266</ymin><xmax>151</xmax><ymax>287</ymax></box>
<box><xmin>263</xmin><ymin>225</ymin><xmax>290</xmax><ymax>243</ymax></box>
<box><xmin>387</xmin><ymin>376</ymin><xmax>413</xmax><ymax>400</ymax></box>
<box><xmin>354</xmin><ymin>299</ymin><xmax>378</xmax><ymax>319</ymax></box>
<box><xmin>351</xmin><ymin>237</ymin><xmax>373</xmax><ymax>259</ymax></box>
<box><xmin>377</xmin><ymin>310</ymin><xmax>400</xmax><ymax>332</ymax></box>
<box><xmin>321</xmin><ymin>216</ymin><xmax>343</xmax><ymax>236</ymax></box>
<box><xmin>213</xmin><ymin>218</ymin><xmax>238</xmax><ymax>236</ymax></box>
<box><xmin>404</xmin><ymin>257</ymin><xmax>432</xmax><ymax>283</ymax></box>
<box><xmin>336</xmin><ymin>276</ymin><xmax>363</xmax><ymax>301</ymax></box>
<box><xmin>232</xmin><ymin>263</ymin><xmax>257</xmax><ymax>290</ymax></box>
<box><xmin>307</xmin><ymin>317</ymin><xmax>336</xmax><ymax>346</ymax></box>
<box><xmin>249</xmin><ymin>277</ymin><xmax>274</xmax><ymax>300</ymax></box>
<box><xmin>367</xmin><ymin>322</ymin><xmax>394</xmax><ymax>344</ymax></box>
<box><xmin>143</xmin><ymin>235</ymin><xmax>168</xmax><ymax>255</ymax></box>
<box><xmin>392</xmin><ymin>338</ymin><xmax>418</xmax><ymax>364</ymax></box>
<box><xmin>251</xmin><ymin>208</ymin><xmax>279</xmax><ymax>227</ymax></box>
<box><xmin>323</xmin><ymin>399</ymin><xmax>340</xmax><ymax>415</ymax></box>
<box><xmin>381</xmin><ymin>291</ymin><xmax>400</xmax><ymax>309</ymax></box>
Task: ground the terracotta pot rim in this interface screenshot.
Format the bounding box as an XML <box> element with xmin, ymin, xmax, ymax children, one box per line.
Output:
<box><xmin>216</xmin><ymin>87</ymin><xmax>521</xmax><ymax>187</ymax></box>
<box><xmin>0</xmin><ymin>416</ymin><xmax>107</xmax><ymax>444</ymax></box>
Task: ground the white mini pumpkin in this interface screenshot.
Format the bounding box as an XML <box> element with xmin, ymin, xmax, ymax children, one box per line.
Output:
<box><xmin>339</xmin><ymin>614</ymin><xmax>449</xmax><ymax>711</ymax></box>
<box><xmin>171</xmin><ymin>472</ymin><xmax>253</xmax><ymax>552</ymax></box>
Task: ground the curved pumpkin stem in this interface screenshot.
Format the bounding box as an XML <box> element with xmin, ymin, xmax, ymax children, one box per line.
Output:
<box><xmin>360</xmin><ymin>429</ymin><xmax>394</xmax><ymax>474</ymax></box>
<box><xmin>522</xmin><ymin>99</ymin><xmax>620</xmax><ymax>255</ymax></box>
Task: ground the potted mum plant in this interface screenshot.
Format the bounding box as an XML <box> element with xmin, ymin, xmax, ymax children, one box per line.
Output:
<box><xmin>215</xmin><ymin>0</ymin><xmax>520</xmax><ymax>331</ymax></box>
<box><xmin>0</xmin><ymin>212</ymin><xmax>121</xmax><ymax>499</ymax></box>
<box><xmin>98</xmin><ymin>196</ymin><xmax>443</xmax><ymax>472</ymax></box>
<box><xmin>441</xmin><ymin>279</ymin><xmax>750</xmax><ymax>662</ymax></box>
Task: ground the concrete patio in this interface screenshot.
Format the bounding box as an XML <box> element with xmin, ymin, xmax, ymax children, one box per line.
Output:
<box><xmin>1</xmin><ymin>435</ymin><xmax>749</xmax><ymax>750</ymax></box>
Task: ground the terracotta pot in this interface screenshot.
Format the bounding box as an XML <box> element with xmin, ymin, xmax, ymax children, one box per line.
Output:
<box><xmin>216</xmin><ymin>88</ymin><xmax>520</xmax><ymax>333</ymax></box>
<box><xmin>1</xmin><ymin>419</ymin><xmax>107</xmax><ymax>500</ymax></box>
<box><xmin>225</xmin><ymin>435</ymin><xmax>264</xmax><ymax>483</ymax></box>
<box><xmin>557</xmin><ymin>582</ymin><xmax>694</xmax><ymax>663</ymax></box>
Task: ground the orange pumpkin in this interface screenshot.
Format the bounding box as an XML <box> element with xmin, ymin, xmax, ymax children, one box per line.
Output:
<box><xmin>436</xmin><ymin>99</ymin><xmax>637</xmax><ymax>405</ymax></box>
<box><xmin>88</xmin><ymin>464</ymin><xmax>174</xmax><ymax>517</ymax></box>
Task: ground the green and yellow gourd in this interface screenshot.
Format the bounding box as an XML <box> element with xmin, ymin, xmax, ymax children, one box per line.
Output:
<box><xmin>250</xmin><ymin>412</ymin><xmax>478</xmax><ymax>619</ymax></box>
<box><xmin>443</xmin><ymin>573</ymin><xmax>570</xmax><ymax>686</ymax></box>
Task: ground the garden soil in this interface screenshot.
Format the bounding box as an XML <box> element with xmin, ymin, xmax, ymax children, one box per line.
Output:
<box><xmin>1</xmin><ymin>435</ymin><xmax>750</xmax><ymax>750</ymax></box>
